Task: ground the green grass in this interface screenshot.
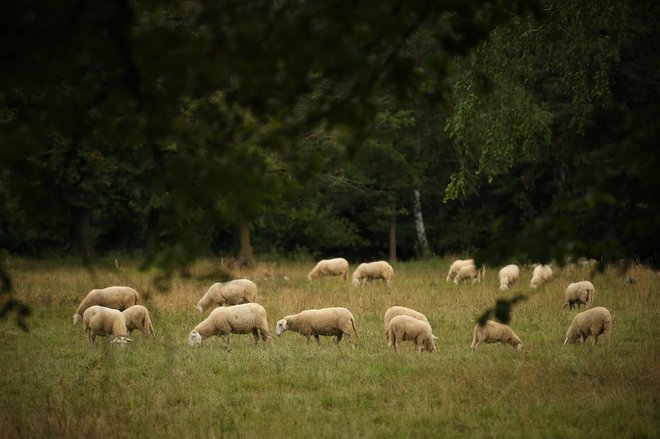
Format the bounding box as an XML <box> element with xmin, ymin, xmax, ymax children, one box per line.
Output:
<box><xmin>0</xmin><ymin>257</ymin><xmax>658</xmax><ymax>438</ymax></box>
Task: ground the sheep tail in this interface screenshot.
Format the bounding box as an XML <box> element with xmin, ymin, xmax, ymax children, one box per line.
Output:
<box><xmin>351</xmin><ymin>317</ymin><xmax>360</xmax><ymax>338</ymax></box>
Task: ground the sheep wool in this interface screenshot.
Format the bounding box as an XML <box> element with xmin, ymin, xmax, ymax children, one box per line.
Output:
<box><xmin>73</xmin><ymin>286</ymin><xmax>139</xmax><ymax>324</ymax></box>
<box><xmin>454</xmin><ymin>264</ymin><xmax>486</xmax><ymax>284</ymax></box>
<box><xmin>352</xmin><ymin>261</ymin><xmax>394</xmax><ymax>287</ymax></box>
<box><xmin>188</xmin><ymin>303</ymin><xmax>271</xmax><ymax>349</ymax></box>
<box><xmin>195</xmin><ymin>279</ymin><xmax>258</xmax><ymax>313</ymax></box>
<box><xmin>122</xmin><ymin>305</ymin><xmax>155</xmax><ymax>335</ymax></box>
<box><xmin>387</xmin><ymin>315</ymin><xmax>436</xmax><ymax>352</ymax></box>
<box><xmin>446</xmin><ymin>259</ymin><xmax>474</xmax><ymax>282</ymax></box>
<box><xmin>383</xmin><ymin>306</ymin><xmax>429</xmax><ymax>340</ymax></box>
<box><xmin>471</xmin><ymin>320</ymin><xmax>524</xmax><ymax>352</ymax></box>
<box><xmin>564</xmin><ymin>306</ymin><xmax>612</xmax><ymax>346</ymax></box>
<box><xmin>563</xmin><ymin>281</ymin><xmax>595</xmax><ymax>310</ymax></box>
<box><xmin>307</xmin><ymin>258</ymin><xmax>350</xmax><ymax>281</ymax></box>
<box><xmin>276</xmin><ymin>307</ymin><xmax>359</xmax><ymax>348</ymax></box>
<box><xmin>82</xmin><ymin>306</ymin><xmax>132</xmax><ymax>346</ymax></box>
<box><xmin>530</xmin><ymin>264</ymin><xmax>553</xmax><ymax>289</ymax></box>
<box><xmin>498</xmin><ymin>264</ymin><xmax>520</xmax><ymax>291</ymax></box>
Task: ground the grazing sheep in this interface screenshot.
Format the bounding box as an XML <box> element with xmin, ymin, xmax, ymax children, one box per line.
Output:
<box><xmin>387</xmin><ymin>315</ymin><xmax>437</xmax><ymax>352</ymax></box>
<box><xmin>498</xmin><ymin>264</ymin><xmax>520</xmax><ymax>291</ymax></box>
<box><xmin>73</xmin><ymin>286</ymin><xmax>139</xmax><ymax>324</ymax></box>
<box><xmin>446</xmin><ymin>259</ymin><xmax>474</xmax><ymax>282</ymax></box>
<box><xmin>383</xmin><ymin>306</ymin><xmax>429</xmax><ymax>340</ymax></box>
<box><xmin>563</xmin><ymin>281</ymin><xmax>595</xmax><ymax>310</ymax></box>
<box><xmin>195</xmin><ymin>279</ymin><xmax>257</xmax><ymax>313</ymax></box>
<box><xmin>82</xmin><ymin>306</ymin><xmax>132</xmax><ymax>346</ymax></box>
<box><xmin>276</xmin><ymin>307</ymin><xmax>359</xmax><ymax>348</ymax></box>
<box><xmin>454</xmin><ymin>264</ymin><xmax>486</xmax><ymax>284</ymax></box>
<box><xmin>307</xmin><ymin>258</ymin><xmax>350</xmax><ymax>281</ymax></box>
<box><xmin>471</xmin><ymin>320</ymin><xmax>524</xmax><ymax>352</ymax></box>
<box><xmin>352</xmin><ymin>261</ymin><xmax>394</xmax><ymax>287</ymax></box>
<box><xmin>530</xmin><ymin>264</ymin><xmax>553</xmax><ymax>289</ymax></box>
<box><xmin>188</xmin><ymin>303</ymin><xmax>271</xmax><ymax>349</ymax></box>
<box><xmin>122</xmin><ymin>305</ymin><xmax>155</xmax><ymax>336</ymax></box>
<box><xmin>564</xmin><ymin>307</ymin><xmax>612</xmax><ymax>346</ymax></box>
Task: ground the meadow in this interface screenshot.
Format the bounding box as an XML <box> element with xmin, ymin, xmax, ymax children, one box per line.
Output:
<box><xmin>0</xmin><ymin>257</ymin><xmax>658</xmax><ymax>438</ymax></box>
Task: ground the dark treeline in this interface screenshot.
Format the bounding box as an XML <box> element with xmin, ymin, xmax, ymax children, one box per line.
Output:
<box><xmin>1</xmin><ymin>0</ymin><xmax>658</xmax><ymax>271</ymax></box>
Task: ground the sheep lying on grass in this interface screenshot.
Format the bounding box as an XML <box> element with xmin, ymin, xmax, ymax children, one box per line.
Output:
<box><xmin>383</xmin><ymin>306</ymin><xmax>429</xmax><ymax>341</ymax></box>
<box><xmin>73</xmin><ymin>286</ymin><xmax>139</xmax><ymax>324</ymax></box>
<box><xmin>563</xmin><ymin>281</ymin><xmax>595</xmax><ymax>310</ymax></box>
<box><xmin>530</xmin><ymin>264</ymin><xmax>553</xmax><ymax>289</ymax></box>
<box><xmin>276</xmin><ymin>307</ymin><xmax>359</xmax><ymax>348</ymax></box>
<box><xmin>195</xmin><ymin>279</ymin><xmax>257</xmax><ymax>313</ymax></box>
<box><xmin>387</xmin><ymin>315</ymin><xmax>437</xmax><ymax>352</ymax></box>
<box><xmin>307</xmin><ymin>258</ymin><xmax>349</xmax><ymax>281</ymax></box>
<box><xmin>352</xmin><ymin>261</ymin><xmax>394</xmax><ymax>287</ymax></box>
<box><xmin>564</xmin><ymin>307</ymin><xmax>612</xmax><ymax>347</ymax></box>
<box><xmin>498</xmin><ymin>264</ymin><xmax>520</xmax><ymax>291</ymax></box>
<box><xmin>122</xmin><ymin>305</ymin><xmax>155</xmax><ymax>336</ymax></box>
<box><xmin>82</xmin><ymin>306</ymin><xmax>132</xmax><ymax>346</ymax></box>
<box><xmin>446</xmin><ymin>259</ymin><xmax>474</xmax><ymax>282</ymax></box>
<box><xmin>454</xmin><ymin>264</ymin><xmax>485</xmax><ymax>284</ymax></box>
<box><xmin>188</xmin><ymin>303</ymin><xmax>272</xmax><ymax>349</ymax></box>
<box><xmin>471</xmin><ymin>320</ymin><xmax>523</xmax><ymax>352</ymax></box>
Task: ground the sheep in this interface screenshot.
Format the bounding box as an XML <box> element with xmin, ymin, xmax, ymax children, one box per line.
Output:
<box><xmin>446</xmin><ymin>259</ymin><xmax>474</xmax><ymax>282</ymax></box>
<box><xmin>73</xmin><ymin>286</ymin><xmax>139</xmax><ymax>324</ymax></box>
<box><xmin>82</xmin><ymin>306</ymin><xmax>132</xmax><ymax>346</ymax></box>
<box><xmin>307</xmin><ymin>258</ymin><xmax>350</xmax><ymax>281</ymax></box>
<box><xmin>387</xmin><ymin>315</ymin><xmax>437</xmax><ymax>352</ymax></box>
<box><xmin>563</xmin><ymin>281</ymin><xmax>595</xmax><ymax>310</ymax></box>
<box><xmin>188</xmin><ymin>303</ymin><xmax>271</xmax><ymax>349</ymax></box>
<box><xmin>195</xmin><ymin>279</ymin><xmax>257</xmax><ymax>313</ymax></box>
<box><xmin>564</xmin><ymin>306</ymin><xmax>612</xmax><ymax>347</ymax></box>
<box><xmin>383</xmin><ymin>306</ymin><xmax>429</xmax><ymax>341</ymax></box>
<box><xmin>530</xmin><ymin>264</ymin><xmax>553</xmax><ymax>289</ymax></box>
<box><xmin>454</xmin><ymin>264</ymin><xmax>486</xmax><ymax>284</ymax></box>
<box><xmin>352</xmin><ymin>261</ymin><xmax>394</xmax><ymax>287</ymax></box>
<box><xmin>470</xmin><ymin>320</ymin><xmax>524</xmax><ymax>352</ymax></box>
<box><xmin>122</xmin><ymin>305</ymin><xmax>155</xmax><ymax>336</ymax></box>
<box><xmin>498</xmin><ymin>264</ymin><xmax>520</xmax><ymax>291</ymax></box>
<box><xmin>275</xmin><ymin>307</ymin><xmax>359</xmax><ymax>348</ymax></box>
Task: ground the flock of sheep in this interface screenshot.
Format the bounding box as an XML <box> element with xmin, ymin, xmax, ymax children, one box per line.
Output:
<box><xmin>71</xmin><ymin>257</ymin><xmax>612</xmax><ymax>352</ymax></box>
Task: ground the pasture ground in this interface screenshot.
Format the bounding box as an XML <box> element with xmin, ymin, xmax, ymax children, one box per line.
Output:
<box><xmin>0</xmin><ymin>257</ymin><xmax>658</xmax><ymax>438</ymax></box>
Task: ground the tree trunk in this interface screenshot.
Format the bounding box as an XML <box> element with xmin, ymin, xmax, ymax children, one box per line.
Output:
<box><xmin>389</xmin><ymin>211</ymin><xmax>397</xmax><ymax>262</ymax></box>
<box><xmin>143</xmin><ymin>207</ymin><xmax>160</xmax><ymax>259</ymax></box>
<box><xmin>68</xmin><ymin>206</ymin><xmax>95</xmax><ymax>258</ymax></box>
<box><xmin>413</xmin><ymin>189</ymin><xmax>430</xmax><ymax>257</ymax></box>
<box><xmin>237</xmin><ymin>222</ymin><xmax>255</xmax><ymax>267</ymax></box>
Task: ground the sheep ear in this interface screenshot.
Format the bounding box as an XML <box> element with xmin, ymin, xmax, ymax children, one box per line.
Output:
<box><xmin>282</xmin><ymin>320</ymin><xmax>288</xmax><ymax>330</ymax></box>
<box><xmin>563</xmin><ymin>338</ymin><xmax>568</xmax><ymax>346</ymax></box>
<box><xmin>432</xmin><ymin>335</ymin><xmax>438</xmax><ymax>340</ymax></box>
<box><xmin>126</xmin><ymin>337</ymin><xmax>133</xmax><ymax>342</ymax></box>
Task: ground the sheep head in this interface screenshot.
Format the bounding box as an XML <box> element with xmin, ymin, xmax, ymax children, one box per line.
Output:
<box><xmin>73</xmin><ymin>313</ymin><xmax>82</xmax><ymax>324</ymax></box>
<box><xmin>275</xmin><ymin>319</ymin><xmax>288</xmax><ymax>336</ymax></box>
<box><xmin>188</xmin><ymin>330</ymin><xmax>202</xmax><ymax>347</ymax></box>
<box><xmin>110</xmin><ymin>336</ymin><xmax>133</xmax><ymax>347</ymax></box>
<box><xmin>195</xmin><ymin>305</ymin><xmax>203</xmax><ymax>313</ymax></box>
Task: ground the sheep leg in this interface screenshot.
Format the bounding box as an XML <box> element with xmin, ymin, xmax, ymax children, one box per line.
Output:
<box><xmin>314</xmin><ymin>334</ymin><xmax>320</xmax><ymax>346</ymax></box>
<box><xmin>593</xmin><ymin>334</ymin><xmax>599</xmax><ymax>346</ymax></box>
<box><xmin>334</xmin><ymin>333</ymin><xmax>342</xmax><ymax>344</ymax></box>
<box><xmin>223</xmin><ymin>335</ymin><xmax>231</xmax><ymax>351</ymax></box>
<box><xmin>305</xmin><ymin>335</ymin><xmax>311</xmax><ymax>344</ymax></box>
<box><xmin>252</xmin><ymin>329</ymin><xmax>259</xmax><ymax>347</ymax></box>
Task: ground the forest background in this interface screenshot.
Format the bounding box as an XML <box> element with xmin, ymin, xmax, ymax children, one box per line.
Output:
<box><xmin>1</xmin><ymin>0</ymin><xmax>658</xmax><ymax>289</ymax></box>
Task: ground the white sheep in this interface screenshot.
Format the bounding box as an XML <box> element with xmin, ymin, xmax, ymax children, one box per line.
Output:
<box><xmin>470</xmin><ymin>320</ymin><xmax>524</xmax><ymax>352</ymax></box>
<box><xmin>188</xmin><ymin>303</ymin><xmax>271</xmax><ymax>349</ymax></box>
<box><xmin>73</xmin><ymin>286</ymin><xmax>139</xmax><ymax>324</ymax></box>
<box><xmin>383</xmin><ymin>306</ymin><xmax>429</xmax><ymax>340</ymax></box>
<box><xmin>122</xmin><ymin>305</ymin><xmax>155</xmax><ymax>336</ymax></box>
<box><xmin>352</xmin><ymin>261</ymin><xmax>394</xmax><ymax>287</ymax></box>
<box><xmin>530</xmin><ymin>264</ymin><xmax>553</xmax><ymax>288</ymax></box>
<box><xmin>195</xmin><ymin>279</ymin><xmax>257</xmax><ymax>313</ymax></box>
<box><xmin>454</xmin><ymin>264</ymin><xmax>485</xmax><ymax>284</ymax></box>
<box><xmin>387</xmin><ymin>315</ymin><xmax>437</xmax><ymax>352</ymax></box>
<box><xmin>498</xmin><ymin>264</ymin><xmax>520</xmax><ymax>291</ymax></box>
<box><xmin>82</xmin><ymin>306</ymin><xmax>132</xmax><ymax>346</ymax></box>
<box><xmin>307</xmin><ymin>258</ymin><xmax>350</xmax><ymax>281</ymax></box>
<box><xmin>275</xmin><ymin>307</ymin><xmax>359</xmax><ymax>348</ymax></box>
<box><xmin>446</xmin><ymin>259</ymin><xmax>474</xmax><ymax>282</ymax></box>
<box><xmin>563</xmin><ymin>281</ymin><xmax>595</xmax><ymax>310</ymax></box>
<box><xmin>564</xmin><ymin>306</ymin><xmax>612</xmax><ymax>346</ymax></box>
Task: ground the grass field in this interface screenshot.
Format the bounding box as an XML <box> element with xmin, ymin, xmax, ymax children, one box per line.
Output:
<box><xmin>0</xmin><ymin>257</ymin><xmax>658</xmax><ymax>438</ymax></box>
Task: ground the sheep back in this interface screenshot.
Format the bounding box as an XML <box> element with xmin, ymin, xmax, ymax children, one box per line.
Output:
<box><xmin>352</xmin><ymin>261</ymin><xmax>394</xmax><ymax>286</ymax></box>
<box><xmin>383</xmin><ymin>306</ymin><xmax>429</xmax><ymax>340</ymax></box>
<box><xmin>471</xmin><ymin>320</ymin><xmax>523</xmax><ymax>351</ymax></box>
<box><xmin>283</xmin><ymin>307</ymin><xmax>358</xmax><ymax>338</ymax></box>
<box><xmin>193</xmin><ymin>303</ymin><xmax>270</xmax><ymax>340</ymax></box>
<box><xmin>447</xmin><ymin>259</ymin><xmax>474</xmax><ymax>282</ymax></box>
<box><xmin>74</xmin><ymin>286</ymin><xmax>139</xmax><ymax>323</ymax></box>
<box><xmin>86</xmin><ymin>307</ymin><xmax>129</xmax><ymax>339</ymax></box>
<box><xmin>530</xmin><ymin>265</ymin><xmax>553</xmax><ymax>288</ymax></box>
<box><xmin>388</xmin><ymin>315</ymin><xmax>436</xmax><ymax>352</ymax></box>
<box><xmin>308</xmin><ymin>258</ymin><xmax>349</xmax><ymax>280</ymax></box>
<box><xmin>564</xmin><ymin>307</ymin><xmax>612</xmax><ymax>346</ymax></box>
<box><xmin>122</xmin><ymin>305</ymin><xmax>155</xmax><ymax>335</ymax></box>
<box><xmin>564</xmin><ymin>281</ymin><xmax>595</xmax><ymax>310</ymax></box>
<box><xmin>196</xmin><ymin>279</ymin><xmax>258</xmax><ymax>313</ymax></box>
<box><xmin>498</xmin><ymin>264</ymin><xmax>520</xmax><ymax>291</ymax></box>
